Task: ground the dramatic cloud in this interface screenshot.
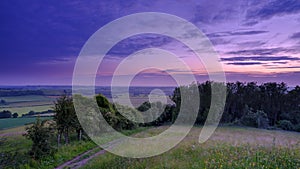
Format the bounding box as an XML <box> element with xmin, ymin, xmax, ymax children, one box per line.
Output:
<box><xmin>207</xmin><ymin>30</ymin><xmax>268</xmax><ymax>38</ymax></box>
<box><xmin>272</xmin><ymin>61</ymin><xmax>288</xmax><ymax>64</ymax></box>
<box><xmin>246</xmin><ymin>0</ymin><xmax>300</xmax><ymax>21</ymax></box>
<box><xmin>226</xmin><ymin>62</ymin><xmax>264</xmax><ymax>65</ymax></box>
<box><xmin>236</xmin><ymin>41</ymin><xmax>266</xmax><ymax>48</ymax></box>
<box><xmin>1</xmin><ymin>0</ymin><xmax>300</xmax><ymax>85</ymax></box>
<box><xmin>289</xmin><ymin>33</ymin><xmax>300</xmax><ymax>46</ymax></box>
<box><xmin>226</xmin><ymin>48</ymin><xmax>294</xmax><ymax>55</ymax></box>
<box><xmin>209</xmin><ymin>38</ymin><xmax>231</xmax><ymax>46</ymax></box>
<box><xmin>221</xmin><ymin>56</ymin><xmax>300</xmax><ymax>62</ymax></box>
<box><xmin>107</xmin><ymin>34</ymin><xmax>173</xmax><ymax>57</ymax></box>
<box><xmin>290</xmin><ymin>32</ymin><xmax>300</xmax><ymax>39</ymax></box>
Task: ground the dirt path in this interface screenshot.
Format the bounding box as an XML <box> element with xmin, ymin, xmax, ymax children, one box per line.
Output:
<box><xmin>55</xmin><ymin>146</ymin><xmax>105</xmax><ymax>169</ymax></box>
<box><xmin>55</xmin><ymin>138</ymin><xmax>125</xmax><ymax>169</ymax></box>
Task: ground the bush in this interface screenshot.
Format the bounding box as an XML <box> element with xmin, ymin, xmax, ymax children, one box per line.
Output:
<box><xmin>239</xmin><ymin>105</ymin><xmax>256</xmax><ymax>127</ymax></box>
<box><xmin>277</xmin><ymin>120</ymin><xmax>294</xmax><ymax>131</ymax></box>
<box><xmin>0</xmin><ymin>151</ymin><xmax>29</xmax><ymax>168</ymax></box>
<box><xmin>24</xmin><ymin>117</ymin><xmax>55</xmax><ymax>159</ymax></box>
<box><xmin>257</xmin><ymin>110</ymin><xmax>269</xmax><ymax>129</ymax></box>
<box><xmin>294</xmin><ymin>124</ymin><xmax>300</xmax><ymax>132</ymax></box>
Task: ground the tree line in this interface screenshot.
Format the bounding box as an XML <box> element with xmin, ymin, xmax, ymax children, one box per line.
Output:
<box><xmin>158</xmin><ymin>81</ymin><xmax>300</xmax><ymax>131</ymax></box>
<box><xmin>24</xmin><ymin>81</ymin><xmax>300</xmax><ymax>159</ymax></box>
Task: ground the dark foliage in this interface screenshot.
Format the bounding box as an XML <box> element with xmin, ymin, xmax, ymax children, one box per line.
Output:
<box><xmin>0</xmin><ymin>110</ymin><xmax>12</xmax><ymax>118</ymax></box>
<box><xmin>154</xmin><ymin>81</ymin><xmax>300</xmax><ymax>132</ymax></box>
<box><xmin>24</xmin><ymin>117</ymin><xmax>55</xmax><ymax>160</ymax></box>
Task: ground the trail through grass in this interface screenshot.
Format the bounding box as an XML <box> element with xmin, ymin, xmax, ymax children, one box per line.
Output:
<box><xmin>83</xmin><ymin>126</ymin><xmax>300</xmax><ymax>169</ymax></box>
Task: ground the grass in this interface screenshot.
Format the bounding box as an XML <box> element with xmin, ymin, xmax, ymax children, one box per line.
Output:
<box><xmin>1</xmin><ymin>125</ymin><xmax>299</xmax><ymax>168</ymax></box>
<box><xmin>83</xmin><ymin>126</ymin><xmax>300</xmax><ymax>169</ymax></box>
<box><xmin>0</xmin><ymin>126</ymin><xmax>26</xmax><ymax>134</ymax></box>
<box><xmin>0</xmin><ymin>135</ymin><xmax>32</xmax><ymax>153</ymax></box>
<box><xmin>0</xmin><ymin>125</ymin><xmax>150</xmax><ymax>169</ymax></box>
<box><xmin>0</xmin><ymin>126</ymin><xmax>97</xmax><ymax>169</ymax></box>
<box><xmin>0</xmin><ymin>117</ymin><xmax>52</xmax><ymax>130</ymax></box>
<box><xmin>23</xmin><ymin>140</ymin><xmax>97</xmax><ymax>169</ymax></box>
<box><xmin>20</xmin><ymin>127</ymin><xmax>151</xmax><ymax>169</ymax></box>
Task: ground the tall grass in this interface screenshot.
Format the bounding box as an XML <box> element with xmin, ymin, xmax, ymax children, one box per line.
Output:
<box><xmin>83</xmin><ymin>142</ymin><xmax>300</xmax><ymax>169</ymax></box>
<box><xmin>83</xmin><ymin>126</ymin><xmax>300</xmax><ymax>169</ymax></box>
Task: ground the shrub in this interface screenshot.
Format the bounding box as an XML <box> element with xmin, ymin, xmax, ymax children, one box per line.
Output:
<box><xmin>239</xmin><ymin>105</ymin><xmax>256</xmax><ymax>127</ymax></box>
<box><xmin>277</xmin><ymin>120</ymin><xmax>294</xmax><ymax>131</ymax></box>
<box><xmin>257</xmin><ymin>110</ymin><xmax>269</xmax><ymax>129</ymax></box>
<box><xmin>24</xmin><ymin>117</ymin><xmax>55</xmax><ymax>159</ymax></box>
<box><xmin>294</xmin><ymin>124</ymin><xmax>300</xmax><ymax>132</ymax></box>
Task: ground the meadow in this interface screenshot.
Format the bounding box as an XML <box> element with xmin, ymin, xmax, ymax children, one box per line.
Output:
<box><xmin>1</xmin><ymin>124</ymin><xmax>299</xmax><ymax>168</ymax></box>
<box><xmin>0</xmin><ymin>126</ymin><xmax>148</xmax><ymax>169</ymax></box>
<box><xmin>83</xmin><ymin>126</ymin><xmax>300</xmax><ymax>169</ymax></box>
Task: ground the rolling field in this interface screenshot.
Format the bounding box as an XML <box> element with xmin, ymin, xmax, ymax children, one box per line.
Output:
<box><xmin>0</xmin><ymin>95</ymin><xmax>54</xmax><ymax>103</ymax></box>
<box><xmin>0</xmin><ymin>95</ymin><xmax>56</xmax><ymax>116</ymax></box>
<box><xmin>0</xmin><ymin>125</ymin><xmax>299</xmax><ymax>168</ymax></box>
<box><xmin>0</xmin><ymin>105</ymin><xmax>53</xmax><ymax>116</ymax></box>
<box><xmin>0</xmin><ymin>117</ymin><xmax>52</xmax><ymax>130</ymax></box>
<box><xmin>83</xmin><ymin>126</ymin><xmax>300</xmax><ymax>169</ymax></box>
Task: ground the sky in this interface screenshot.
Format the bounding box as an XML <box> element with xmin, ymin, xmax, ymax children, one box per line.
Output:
<box><xmin>1</xmin><ymin>0</ymin><xmax>300</xmax><ymax>86</ymax></box>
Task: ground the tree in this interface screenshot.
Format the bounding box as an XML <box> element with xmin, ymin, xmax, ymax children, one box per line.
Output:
<box><xmin>95</xmin><ymin>94</ymin><xmax>139</xmax><ymax>130</ymax></box>
<box><xmin>54</xmin><ymin>95</ymin><xmax>84</xmax><ymax>144</ymax></box>
<box><xmin>0</xmin><ymin>110</ymin><xmax>12</xmax><ymax>118</ymax></box>
<box><xmin>53</xmin><ymin>95</ymin><xmax>75</xmax><ymax>145</ymax></box>
<box><xmin>12</xmin><ymin>113</ymin><xmax>18</xmax><ymax>118</ymax></box>
<box><xmin>24</xmin><ymin>117</ymin><xmax>54</xmax><ymax>159</ymax></box>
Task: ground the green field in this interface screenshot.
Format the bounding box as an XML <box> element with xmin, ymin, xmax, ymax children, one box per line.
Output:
<box><xmin>0</xmin><ymin>95</ymin><xmax>55</xmax><ymax>116</ymax></box>
<box><xmin>0</xmin><ymin>105</ymin><xmax>53</xmax><ymax>116</ymax></box>
<box><xmin>0</xmin><ymin>95</ymin><xmax>54</xmax><ymax>103</ymax></box>
<box><xmin>0</xmin><ymin>117</ymin><xmax>52</xmax><ymax>130</ymax></box>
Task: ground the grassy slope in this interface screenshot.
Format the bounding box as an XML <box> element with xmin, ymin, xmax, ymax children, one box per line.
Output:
<box><xmin>0</xmin><ymin>126</ymin><xmax>150</xmax><ymax>169</ymax></box>
<box><xmin>83</xmin><ymin>126</ymin><xmax>300</xmax><ymax>169</ymax></box>
<box><xmin>0</xmin><ymin>126</ymin><xmax>97</xmax><ymax>169</ymax></box>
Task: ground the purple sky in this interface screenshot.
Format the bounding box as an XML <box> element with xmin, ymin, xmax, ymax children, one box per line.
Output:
<box><xmin>1</xmin><ymin>0</ymin><xmax>300</xmax><ymax>86</ymax></box>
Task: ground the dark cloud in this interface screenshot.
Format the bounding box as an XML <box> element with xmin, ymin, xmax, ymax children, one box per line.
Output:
<box><xmin>236</xmin><ymin>41</ymin><xmax>266</xmax><ymax>48</ymax></box>
<box><xmin>242</xmin><ymin>21</ymin><xmax>259</xmax><ymax>26</ymax></box>
<box><xmin>221</xmin><ymin>56</ymin><xmax>300</xmax><ymax>62</ymax></box>
<box><xmin>290</xmin><ymin>32</ymin><xmax>300</xmax><ymax>39</ymax></box>
<box><xmin>272</xmin><ymin>61</ymin><xmax>288</xmax><ymax>64</ymax></box>
<box><xmin>209</xmin><ymin>38</ymin><xmax>231</xmax><ymax>46</ymax></box>
<box><xmin>107</xmin><ymin>34</ymin><xmax>173</xmax><ymax>58</ymax></box>
<box><xmin>193</xmin><ymin>1</ymin><xmax>243</xmax><ymax>24</ymax></box>
<box><xmin>226</xmin><ymin>48</ymin><xmax>294</xmax><ymax>55</ymax></box>
<box><xmin>207</xmin><ymin>30</ymin><xmax>268</xmax><ymax>38</ymax></box>
<box><xmin>226</xmin><ymin>62</ymin><xmax>264</xmax><ymax>65</ymax></box>
<box><xmin>246</xmin><ymin>0</ymin><xmax>300</xmax><ymax>24</ymax></box>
